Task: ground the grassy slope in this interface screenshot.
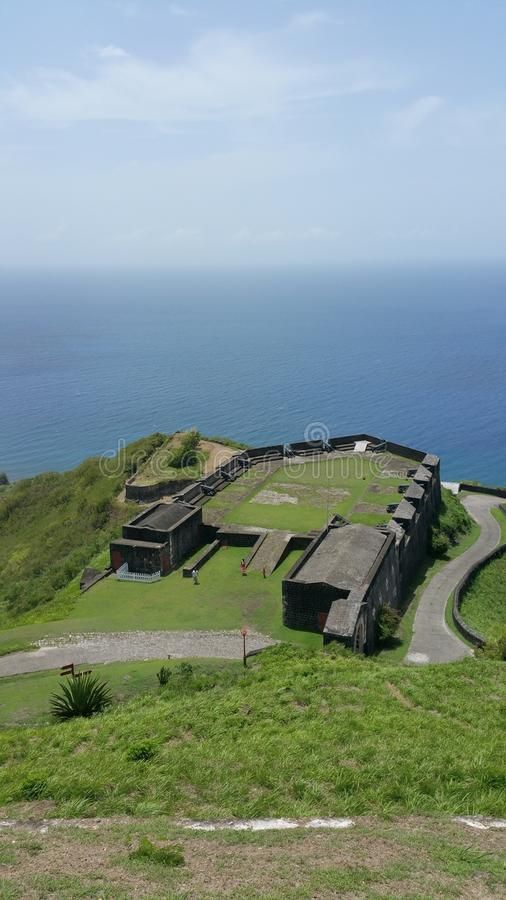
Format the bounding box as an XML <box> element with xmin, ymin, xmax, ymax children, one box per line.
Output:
<box><xmin>0</xmin><ymin>434</ymin><xmax>167</xmax><ymax>626</ymax></box>
<box><xmin>0</xmin><ymin>646</ymin><xmax>504</xmax><ymax>820</ymax></box>
<box><xmin>492</xmin><ymin>504</ymin><xmax>506</xmax><ymax>543</ymax></box>
<box><xmin>0</xmin><ymin>547</ymin><xmax>321</xmax><ymax>651</ymax></box>
<box><xmin>460</xmin><ymin>553</ymin><xmax>506</xmax><ymax>641</ymax></box>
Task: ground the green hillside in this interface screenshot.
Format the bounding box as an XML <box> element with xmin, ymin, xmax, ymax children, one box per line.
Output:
<box><xmin>0</xmin><ymin>645</ymin><xmax>503</xmax><ymax>820</ymax></box>
<box><xmin>460</xmin><ymin>551</ymin><xmax>506</xmax><ymax>641</ymax></box>
<box><xmin>0</xmin><ymin>433</ymin><xmax>166</xmax><ymax>624</ymax></box>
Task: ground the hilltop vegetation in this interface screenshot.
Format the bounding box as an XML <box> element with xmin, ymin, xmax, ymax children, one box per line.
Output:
<box><xmin>0</xmin><ymin>434</ymin><xmax>165</xmax><ymax>623</ymax></box>
<box><xmin>0</xmin><ymin>645</ymin><xmax>503</xmax><ymax>820</ymax></box>
<box><xmin>461</xmin><ymin>552</ymin><xmax>506</xmax><ymax>642</ymax></box>
<box><xmin>429</xmin><ymin>488</ymin><xmax>474</xmax><ymax>557</ymax></box>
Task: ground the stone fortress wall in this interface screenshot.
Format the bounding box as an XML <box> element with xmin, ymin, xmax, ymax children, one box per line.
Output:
<box><xmin>112</xmin><ymin>432</ymin><xmax>441</xmax><ymax>653</ymax></box>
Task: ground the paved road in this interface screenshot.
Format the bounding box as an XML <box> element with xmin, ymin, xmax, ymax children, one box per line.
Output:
<box><xmin>406</xmin><ymin>493</ymin><xmax>503</xmax><ymax>664</ymax></box>
<box><xmin>0</xmin><ymin>630</ymin><xmax>277</xmax><ymax>678</ymax></box>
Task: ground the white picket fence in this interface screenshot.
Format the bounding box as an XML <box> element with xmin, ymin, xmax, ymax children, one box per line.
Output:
<box><xmin>116</xmin><ymin>562</ymin><xmax>161</xmax><ymax>583</ymax></box>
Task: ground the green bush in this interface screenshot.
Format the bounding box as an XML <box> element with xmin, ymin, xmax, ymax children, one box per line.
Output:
<box><xmin>430</xmin><ymin>531</ymin><xmax>451</xmax><ymax>558</ymax></box>
<box><xmin>376</xmin><ymin>605</ymin><xmax>401</xmax><ymax>642</ymax></box>
<box><xmin>50</xmin><ymin>674</ymin><xmax>112</xmax><ymax>720</ymax></box>
<box><xmin>156</xmin><ymin>665</ymin><xmax>172</xmax><ymax>686</ymax></box>
<box><xmin>0</xmin><ymin>472</ymin><xmax>8</xmax><ymax>486</ymax></box>
<box><xmin>20</xmin><ymin>778</ymin><xmax>48</xmax><ymax>801</ymax></box>
<box><xmin>430</xmin><ymin>489</ymin><xmax>472</xmax><ymax>557</ymax></box>
<box><xmin>176</xmin><ymin>662</ymin><xmax>193</xmax><ymax>678</ymax></box>
<box><xmin>129</xmin><ymin>837</ymin><xmax>184</xmax><ymax>867</ymax></box>
<box><xmin>479</xmin><ymin>629</ymin><xmax>506</xmax><ymax>661</ymax></box>
<box><xmin>127</xmin><ymin>742</ymin><xmax>157</xmax><ymax>761</ymax></box>
<box><xmin>168</xmin><ymin>431</ymin><xmax>201</xmax><ymax>469</ymax></box>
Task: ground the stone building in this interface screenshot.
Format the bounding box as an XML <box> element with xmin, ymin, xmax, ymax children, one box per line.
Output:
<box><xmin>110</xmin><ymin>501</ymin><xmax>202</xmax><ymax>576</ymax></box>
<box><xmin>282</xmin><ymin>451</ymin><xmax>441</xmax><ymax>653</ymax></box>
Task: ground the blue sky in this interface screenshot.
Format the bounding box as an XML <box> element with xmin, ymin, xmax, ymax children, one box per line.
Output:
<box><xmin>1</xmin><ymin>0</ymin><xmax>505</xmax><ymax>266</ymax></box>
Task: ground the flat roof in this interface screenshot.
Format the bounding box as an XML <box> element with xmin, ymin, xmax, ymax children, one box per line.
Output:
<box><xmin>111</xmin><ymin>538</ymin><xmax>166</xmax><ymax>549</ymax></box>
<box><xmin>292</xmin><ymin>524</ymin><xmax>387</xmax><ymax>592</ymax></box>
<box><xmin>130</xmin><ymin>502</ymin><xmax>195</xmax><ymax>532</ymax></box>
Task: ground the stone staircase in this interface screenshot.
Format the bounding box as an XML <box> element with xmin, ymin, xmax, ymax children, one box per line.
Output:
<box><xmin>248</xmin><ymin>530</ymin><xmax>293</xmax><ymax>576</ymax></box>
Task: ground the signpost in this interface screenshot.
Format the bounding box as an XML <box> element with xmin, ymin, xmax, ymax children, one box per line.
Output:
<box><xmin>60</xmin><ymin>663</ymin><xmax>91</xmax><ymax>679</ymax></box>
<box><xmin>240</xmin><ymin>628</ymin><xmax>248</xmax><ymax>667</ymax></box>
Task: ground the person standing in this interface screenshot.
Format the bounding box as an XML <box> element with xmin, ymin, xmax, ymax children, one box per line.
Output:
<box><xmin>192</xmin><ymin>568</ymin><xmax>199</xmax><ymax>585</ymax></box>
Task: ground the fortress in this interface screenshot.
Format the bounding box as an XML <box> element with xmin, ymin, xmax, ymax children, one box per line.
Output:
<box><xmin>110</xmin><ymin>433</ymin><xmax>441</xmax><ymax>653</ymax></box>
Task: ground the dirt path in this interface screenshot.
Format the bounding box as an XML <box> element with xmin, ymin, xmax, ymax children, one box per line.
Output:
<box><xmin>0</xmin><ymin>630</ymin><xmax>277</xmax><ymax>677</ymax></box>
<box><xmin>0</xmin><ymin>815</ymin><xmax>504</xmax><ymax>900</ymax></box>
<box><xmin>406</xmin><ymin>493</ymin><xmax>503</xmax><ymax>664</ymax></box>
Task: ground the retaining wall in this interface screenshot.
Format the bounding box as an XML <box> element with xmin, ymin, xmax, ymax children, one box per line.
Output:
<box><xmin>125</xmin><ymin>478</ymin><xmax>193</xmax><ymax>503</ymax></box>
<box><xmin>459</xmin><ymin>482</ymin><xmax>506</xmax><ymax>500</ymax></box>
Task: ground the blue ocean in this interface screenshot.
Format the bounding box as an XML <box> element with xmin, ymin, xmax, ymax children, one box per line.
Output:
<box><xmin>0</xmin><ymin>265</ymin><xmax>505</xmax><ymax>484</ymax></box>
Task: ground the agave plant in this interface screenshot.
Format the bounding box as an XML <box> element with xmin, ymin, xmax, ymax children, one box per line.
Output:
<box><xmin>50</xmin><ymin>673</ymin><xmax>112</xmax><ymax>720</ymax></box>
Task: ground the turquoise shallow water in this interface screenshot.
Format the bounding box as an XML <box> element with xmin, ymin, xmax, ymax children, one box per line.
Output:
<box><xmin>0</xmin><ymin>264</ymin><xmax>505</xmax><ymax>484</ymax></box>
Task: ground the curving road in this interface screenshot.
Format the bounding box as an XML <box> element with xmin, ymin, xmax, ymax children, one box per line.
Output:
<box><xmin>406</xmin><ymin>493</ymin><xmax>503</xmax><ymax>664</ymax></box>
<box><xmin>0</xmin><ymin>630</ymin><xmax>277</xmax><ymax>678</ymax></box>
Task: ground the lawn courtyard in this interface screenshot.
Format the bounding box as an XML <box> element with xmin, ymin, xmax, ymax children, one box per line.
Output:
<box><xmin>205</xmin><ymin>451</ymin><xmax>418</xmax><ymax>531</ymax></box>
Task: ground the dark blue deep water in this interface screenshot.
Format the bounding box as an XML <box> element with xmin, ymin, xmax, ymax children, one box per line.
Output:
<box><xmin>0</xmin><ymin>265</ymin><xmax>505</xmax><ymax>484</ymax></box>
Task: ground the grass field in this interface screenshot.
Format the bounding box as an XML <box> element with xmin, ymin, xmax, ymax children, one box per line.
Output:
<box><xmin>0</xmin><ymin>816</ymin><xmax>504</xmax><ymax>899</ymax></box>
<box><xmin>492</xmin><ymin>504</ymin><xmax>506</xmax><ymax>543</ymax></box>
<box><xmin>0</xmin><ymin>645</ymin><xmax>504</xmax><ymax>821</ymax></box>
<box><xmin>0</xmin><ymin>547</ymin><xmax>321</xmax><ymax>653</ymax></box>
<box><xmin>205</xmin><ymin>453</ymin><xmax>416</xmax><ymax>532</ymax></box>
<box><xmin>460</xmin><ymin>551</ymin><xmax>506</xmax><ymax>641</ymax></box>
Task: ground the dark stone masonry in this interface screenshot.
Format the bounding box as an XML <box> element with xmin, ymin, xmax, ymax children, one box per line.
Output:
<box><xmin>109</xmin><ymin>433</ymin><xmax>441</xmax><ymax>654</ymax></box>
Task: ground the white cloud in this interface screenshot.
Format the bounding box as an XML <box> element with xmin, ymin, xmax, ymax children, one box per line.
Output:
<box><xmin>391</xmin><ymin>95</ymin><xmax>444</xmax><ymax>144</ymax></box>
<box><xmin>37</xmin><ymin>222</ymin><xmax>67</xmax><ymax>243</ymax></box>
<box><xmin>168</xmin><ymin>3</ymin><xmax>193</xmax><ymax>16</ymax></box>
<box><xmin>113</xmin><ymin>0</ymin><xmax>138</xmax><ymax>18</ymax></box>
<box><xmin>289</xmin><ymin>11</ymin><xmax>338</xmax><ymax>30</ymax></box>
<box><xmin>96</xmin><ymin>45</ymin><xmax>129</xmax><ymax>60</ymax></box>
<box><xmin>1</xmin><ymin>32</ymin><xmax>393</xmax><ymax>128</ymax></box>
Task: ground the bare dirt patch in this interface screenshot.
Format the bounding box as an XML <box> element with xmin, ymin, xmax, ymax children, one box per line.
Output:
<box><xmin>201</xmin><ymin>440</ymin><xmax>239</xmax><ymax>475</ymax></box>
<box><xmin>253</xmin><ymin>483</ymin><xmax>350</xmax><ymax>509</ymax></box>
<box><xmin>354</xmin><ymin>501</ymin><xmax>388</xmax><ymax>515</ymax></box>
<box><xmin>385</xmin><ymin>681</ymin><xmax>415</xmax><ymax>709</ymax></box>
<box><xmin>0</xmin><ymin>817</ymin><xmax>504</xmax><ymax>899</ymax></box>
<box><xmin>254</xmin><ymin>489</ymin><xmax>299</xmax><ymax>506</ymax></box>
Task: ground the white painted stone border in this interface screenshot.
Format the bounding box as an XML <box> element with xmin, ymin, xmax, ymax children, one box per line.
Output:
<box><xmin>453</xmin><ymin>817</ymin><xmax>506</xmax><ymax>830</ymax></box>
<box><xmin>178</xmin><ymin>817</ymin><xmax>355</xmax><ymax>832</ymax></box>
<box><xmin>0</xmin><ymin>816</ymin><xmax>504</xmax><ymax>834</ymax></box>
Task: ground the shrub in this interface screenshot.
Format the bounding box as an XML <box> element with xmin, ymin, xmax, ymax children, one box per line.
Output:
<box><xmin>376</xmin><ymin>605</ymin><xmax>401</xmax><ymax>642</ymax></box>
<box><xmin>129</xmin><ymin>837</ymin><xmax>184</xmax><ymax>867</ymax></box>
<box><xmin>127</xmin><ymin>742</ymin><xmax>157</xmax><ymax>761</ymax></box>
<box><xmin>168</xmin><ymin>431</ymin><xmax>201</xmax><ymax>470</ymax></box>
<box><xmin>50</xmin><ymin>674</ymin><xmax>112</xmax><ymax>720</ymax></box>
<box><xmin>20</xmin><ymin>778</ymin><xmax>48</xmax><ymax>801</ymax></box>
<box><xmin>176</xmin><ymin>662</ymin><xmax>193</xmax><ymax>678</ymax></box>
<box><xmin>430</xmin><ymin>530</ymin><xmax>451</xmax><ymax>558</ymax></box>
<box><xmin>156</xmin><ymin>665</ymin><xmax>172</xmax><ymax>686</ymax></box>
<box><xmin>479</xmin><ymin>629</ymin><xmax>506</xmax><ymax>661</ymax></box>
<box><xmin>429</xmin><ymin>489</ymin><xmax>473</xmax><ymax>557</ymax></box>
<box><xmin>0</xmin><ymin>473</ymin><xmax>8</xmax><ymax>486</ymax></box>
